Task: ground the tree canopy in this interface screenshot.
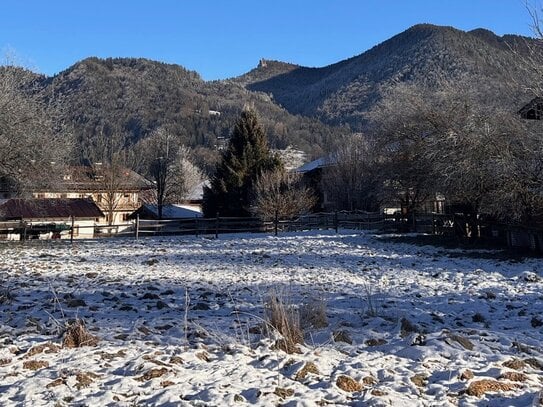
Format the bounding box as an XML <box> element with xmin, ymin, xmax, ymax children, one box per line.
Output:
<box><xmin>203</xmin><ymin>109</ymin><xmax>282</xmax><ymax>217</ymax></box>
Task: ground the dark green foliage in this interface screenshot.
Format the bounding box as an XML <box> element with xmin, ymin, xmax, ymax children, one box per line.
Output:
<box><xmin>203</xmin><ymin>109</ymin><xmax>282</xmax><ymax>217</ymax></box>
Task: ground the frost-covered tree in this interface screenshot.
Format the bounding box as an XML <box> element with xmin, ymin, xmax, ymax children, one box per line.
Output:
<box><xmin>0</xmin><ymin>62</ymin><xmax>72</xmax><ymax>194</ymax></box>
<box><xmin>141</xmin><ymin>127</ymin><xmax>203</xmax><ymax>219</ymax></box>
<box><xmin>252</xmin><ymin>169</ymin><xmax>316</xmax><ymax>220</ymax></box>
<box><xmin>203</xmin><ymin>109</ymin><xmax>282</xmax><ymax>217</ymax></box>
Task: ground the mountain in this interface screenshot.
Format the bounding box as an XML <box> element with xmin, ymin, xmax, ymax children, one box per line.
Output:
<box><xmin>30</xmin><ymin>57</ymin><xmax>347</xmax><ymax>169</ymax></box>
<box><xmin>242</xmin><ymin>24</ymin><xmax>541</xmax><ymax>129</ymax></box>
<box><xmin>5</xmin><ymin>24</ymin><xmax>540</xmax><ymax>170</ymax></box>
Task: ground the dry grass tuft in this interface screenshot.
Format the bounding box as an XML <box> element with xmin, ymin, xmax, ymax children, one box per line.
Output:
<box><xmin>502</xmin><ymin>359</ymin><xmax>526</xmax><ymax>371</ymax></box>
<box><xmin>365</xmin><ymin>338</ymin><xmax>387</xmax><ymax>347</ymax></box>
<box><xmin>265</xmin><ymin>293</ymin><xmax>303</xmax><ymax>354</ymax></box>
<box><xmin>295</xmin><ymin>361</ymin><xmax>320</xmax><ymax>381</ymax></box>
<box><xmin>22</xmin><ymin>360</ymin><xmax>49</xmax><ymax>370</ymax></box>
<box><xmin>499</xmin><ymin>371</ymin><xmax>528</xmax><ymax>382</ymax></box>
<box><xmin>274</xmin><ymin>387</ymin><xmax>295</xmax><ymax>399</ymax></box>
<box><xmin>63</xmin><ymin>319</ymin><xmax>99</xmax><ymax>348</ymax></box>
<box><xmin>161</xmin><ymin>380</ymin><xmax>175</xmax><ymax>388</ymax></box>
<box><xmin>336</xmin><ymin>375</ymin><xmax>363</xmax><ymax>392</ymax></box>
<box><xmin>46</xmin><ymin>378</ymin><xmax>66</xmax><ymax>388</ymax></box>
<box><xmin>25</xmin><ymin>342</ymin><xmax>61</xmax><ymax>358</ymax></box>
<box><xmin>459</xmin><ymin>369</ymin><xmax>475</xmax><ymax>381</ymax></box>
<box><xmin>75</xmin><ymin>372</ymin><xmax>99</xmax><ymax>389</ymax></box>
<box><xmin>466</xmin><ymin>379</ymin><xmax>519</xmax><ymax>397</ymax></box>
<box><xmin>0</xmin><ymin>358</ymin><xmax>12</xmax><ymax>367</ymax></box>
<box><xmin>300</xmin><ymin>297</ymin><xmax>328</xmax><ymax>329</ymax></box>
<box><xmin>525</xmin><ymin>358</ymin><xmax>543</xmax><ymax>370</ymax></box>
<box><xmin>0</xmin><ymin>288</ymin><xmax>15</xmax><ymax>304</ymax></box>
<box><xmin>196</xmin><ymin>351</ymin><xmax>211</xmax><ymax>362</ymax></box>
<box><xmin>135</xmin><ymin>367</ymin><xmax>169</xmax><ymax>382</ymax></box>
<box><xmin>333</xmin><ymin>330</ymin><xmax>352</xmax><ymax>344</ymax></box>
<box><xmin>411</xmin><ymin>373</ymin><xmax>428</xmax><ymax>388</ymax></box>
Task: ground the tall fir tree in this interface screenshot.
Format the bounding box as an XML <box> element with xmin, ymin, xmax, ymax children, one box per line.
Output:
<box><xmin>203</xmin><ymin>109</ymin><xmax>282</xmax><ymax>217</ymax></box>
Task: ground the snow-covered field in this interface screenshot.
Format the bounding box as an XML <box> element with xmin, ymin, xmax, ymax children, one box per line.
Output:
<box><xmin>0</xmin><ymin>230</ymin><xmax>542</xmax><ymax>406</ymax></box>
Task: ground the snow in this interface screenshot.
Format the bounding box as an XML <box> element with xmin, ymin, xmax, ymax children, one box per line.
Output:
<box><xmin>295</xmin><ymin>156</ymin><xmax>334</xmax><ymax>173</ymax></box>
<box><xmin>140</xmin><ymin>204</ymin><xmax>202</xmax><ymax>219</ymax></box>
<box><xmin>0</xmin><ymin>230</ymin><xmax>542</xmax><ymax>406</ymax></box>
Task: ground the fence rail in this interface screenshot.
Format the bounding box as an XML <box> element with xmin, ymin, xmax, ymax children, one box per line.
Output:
<box><xmin>2</xmin><ymin>211</ymin><xmax>543</xmax><ymax>253</ymax></box>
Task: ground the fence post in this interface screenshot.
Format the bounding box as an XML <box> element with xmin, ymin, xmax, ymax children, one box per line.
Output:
<box><xmin>432</xmin><ymin>213</ymin><xmax>436</xmax><ymax>235</ymax></box>
<box><xmin>195</xmin><ymin>217</ymin><xmax>199</xmax><ymax>237</ymax></box>
<box><xmin>135</xmin><ymin>214</ymin><xmax>140</xmax><ymax>240</ymax></box>
<box><xmin>334</xmin><ymin>211</ymin><xmax>338</xmax><ymax>233</ymax></box>
<box><xmin>215</xmin><ymin>212</ymin><xmax>219</xmax><ymax>239</ymax></box>
<box><xmin>274</xmin><ymin>209</ymin><xmax>278</xmax><ymax>236</ymax></box>
<box><xmin>22</xmin><ymin>222</ymin><xmax>27</xmax><ymax>244</ymax></box>
<box><xmin>70</xmin><ymin>216</ymin><xmax>75</xmax><ymax>244</ymax></box>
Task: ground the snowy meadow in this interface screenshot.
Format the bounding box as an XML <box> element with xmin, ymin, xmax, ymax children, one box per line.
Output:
<box><xmin>0</xmin><ymin>230</ymin><xmax>542</xmax><ymax>406</ymax></box>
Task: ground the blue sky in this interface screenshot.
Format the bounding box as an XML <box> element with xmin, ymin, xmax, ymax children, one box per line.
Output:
<box><xmin>0</xmin><ymin>1</ymin><xmax>536</xmax><ymax>80</ymax></box>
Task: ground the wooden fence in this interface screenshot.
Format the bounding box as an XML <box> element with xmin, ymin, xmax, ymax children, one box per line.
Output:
<box><xmin>3</xmin><ymin>211</ymin><xmax>542</xmax><ymax>253</ymax></box>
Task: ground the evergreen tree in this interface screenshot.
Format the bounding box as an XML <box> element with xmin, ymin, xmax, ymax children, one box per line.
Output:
<box><xmin>203</xmin><ymin>109</ymin><xmax>282</xmax><ymax>217</ymax></box>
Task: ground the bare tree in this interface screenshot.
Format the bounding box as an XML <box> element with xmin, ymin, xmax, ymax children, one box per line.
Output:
<box><xmin>140</xmin><ymin>127</ymin><xmax>203</xmax><ymax>219</ymax></box>
<box><xmin>0</xmin><ymin>60</ymin><xmax>72</xmax><ymax>195</ymax></box>
<box><xmin>368</xmin><ymin>83</ymin><xmax>446</xmax><ymax>215</ymax></box>
<box><xmin>252</xmin><ymin>169</ymin><xmax>316</xmax><ymax>220</ymax></box>
<box><xmin>322</xmin><ymin>134</ymin><xmax>380</xmax><ymax>211</ymax></box>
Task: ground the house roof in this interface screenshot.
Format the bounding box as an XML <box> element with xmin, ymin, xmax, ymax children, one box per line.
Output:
<box><xmin>295</xmin><ymin>156</ymin><xmax>336</xmax><ymax>173</ymax></box>
<box><xmin>519</xmin><ymin>97</ymin><xmax>543</xmax><ymax>120</ymax></box>
<box><xmin>130</xmin><ymin>204</ymin><xmax>202</xmax><ymax>220</ymax></box>
<box><xmin>37</xmin><ymin>165</ymin><xmax>154</xmax><ymax>192</ymax></box>
<box><xmin>0</xmin><ymin>198</ymin><xmax>104</xmax><ymax>220</ymax></box>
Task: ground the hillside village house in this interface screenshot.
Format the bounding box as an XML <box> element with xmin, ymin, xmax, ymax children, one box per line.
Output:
<box><xmin>0</xmin><ymin>164</ymin><xmax>154</xmax><ymax>228</ymax></box>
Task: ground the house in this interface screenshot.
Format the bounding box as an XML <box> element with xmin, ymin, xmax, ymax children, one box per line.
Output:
<box><xmin>295</xmin><ymin>156</ymin><xmax>337</xmax><ymax>210</ymax></box>
<box><xmin>129</xmin><ymin>204</ymin><xmax>202</xmax><ymax>220</ymax></box>
<box><xmin>0</xmin><ymin>198</ymin><xmax>104</xmax><ymax>240</ymax></box>
<box><xmin>518</xmin><ymin>97</ymin><xmax>543</xmax><ymax>120</ymax></box>
<box><xmin>26</xmin><ymin>165</ymin><xmax>154</xmax><ymax>227</ymax></box>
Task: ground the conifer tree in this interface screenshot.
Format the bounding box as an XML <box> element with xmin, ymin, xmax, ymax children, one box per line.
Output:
<box><xmin>203</xmin><ymin>109</ymin><xmax>282</xmax><ymax>217</ymax></box>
